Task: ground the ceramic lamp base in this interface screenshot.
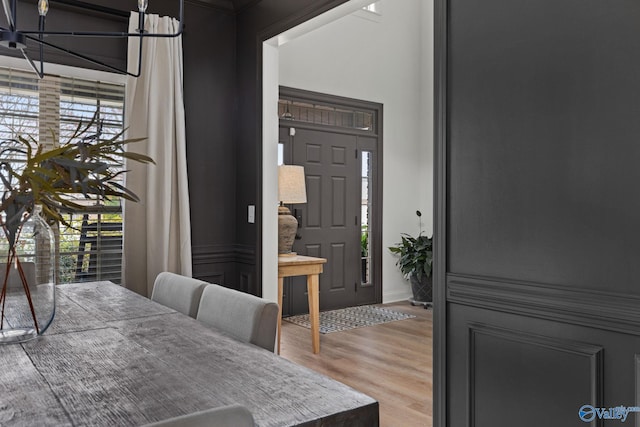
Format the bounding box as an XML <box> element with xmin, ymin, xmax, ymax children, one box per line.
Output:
<box><xmin>278</xmin><ymin>205</ymin><xmax>298</xmax><ymax>255</ymax></box>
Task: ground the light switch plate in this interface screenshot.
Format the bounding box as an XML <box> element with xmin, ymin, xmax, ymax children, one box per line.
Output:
<box><xmin>248</xmin><ymin>205</ymin><xmax>255</xmax><ymax>223</ymax></box>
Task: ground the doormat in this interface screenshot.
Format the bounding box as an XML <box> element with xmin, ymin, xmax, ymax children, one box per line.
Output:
<box><xmin>283</xmin><ymin>305</ymin><xmax>416</xmax><ymax>334</ymax></box>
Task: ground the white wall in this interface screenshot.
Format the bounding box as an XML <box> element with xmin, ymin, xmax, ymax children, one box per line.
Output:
<box><xmin>419</xmin><ymin>1</ymin><xmax>435</xmax><ymax>236</ymax></box>
<box><xmin>277</xmin><ymin>0</ymin><xmax>434</xmax><ymax>303</ymax></box>
<box><xmin>262</xmin><ymin>41</ymin><xmax>280</xmax><ymax>304</ymax></box>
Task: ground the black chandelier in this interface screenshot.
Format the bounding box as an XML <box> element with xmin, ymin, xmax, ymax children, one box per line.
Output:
<box><xmin>0</xmin><ymin>0</ymin><xmax>184</xmax><ymax>78</ymax></box>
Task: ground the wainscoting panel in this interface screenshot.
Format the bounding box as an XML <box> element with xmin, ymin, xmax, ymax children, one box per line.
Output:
<box><xmin>447</xmin><ymin>274</ymin><xmax>640</xmax><ymax>336</ymax></box>
<box><xmin>446</xmin><ymin>303</ymin><xmax>640</xmax><ymax>427</ymax></box>
<box><xmin>239</xmin><ymin>270</ymin><xmax>253</xmax><ymax>294</ymax></box>
<box><xmin>468</xmin><ymin>323</ymin><xmax>602</xmax><ymax>427</ymax></box>
<box><xmin>192</xmin><ymin>244</ymin><xmax>256</xmax><ymax>295</ymax></box>
<box><xmin>195</xmin><ymin>271</ymin><xmax>226</xmax><ymax>285</ymax></box>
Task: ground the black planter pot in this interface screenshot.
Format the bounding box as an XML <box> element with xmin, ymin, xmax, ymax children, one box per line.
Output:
<box><xmin>409</xmin><ymin>274</ymin><xmax>433</xmax><ymax>304</ymax></box>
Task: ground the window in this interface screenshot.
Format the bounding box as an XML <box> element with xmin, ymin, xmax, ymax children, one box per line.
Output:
<box><xmin>355</xmin><ymin>2</ymin><xmax>381</xmax><ymax>22</ymax></box>
<box><xmin>363</xmin><ymin>3</ymin><xmax>378</xmax><ymax>13</ymax></box>
<box><xmin>361</xmin><ymin>151</ymin><xmax>372</xmax><ymax>284</ymax></box>
<box><xmin>278</xmin><ymin>98</ymin><xmax>376</xmax><ymax>132</ymax></box>
<box><xmin>0</xmin><ymin>65</ymin><xmax>126</xmax><ymax>284</ymax></box>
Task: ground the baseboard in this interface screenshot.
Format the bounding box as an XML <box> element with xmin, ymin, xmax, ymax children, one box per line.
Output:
<box><xmin>383</xmin><ymin>290</ymin><xmax>412</xmax><ymax>304</ymax></box>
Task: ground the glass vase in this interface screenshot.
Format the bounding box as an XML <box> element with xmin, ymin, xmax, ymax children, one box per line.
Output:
<box><xmin>0</xmin><ymin>205</ymin><xmax>56</xmax><ymax>343</ymax></box>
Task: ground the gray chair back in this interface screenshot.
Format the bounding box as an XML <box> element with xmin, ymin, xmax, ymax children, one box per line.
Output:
<box><xmin>151</xmin><ymin>272</ymin><xmax>207</xmax><ymax>318</ymax></box>
<box><xmin>141</xmin><ymin>404</ymin><xmax>255</xmax><ymax>427</ymax></box>
<box><xmin>196</xmin><ymin>284</ymin><xmax>279</xmax><ymax>352</ymax></box>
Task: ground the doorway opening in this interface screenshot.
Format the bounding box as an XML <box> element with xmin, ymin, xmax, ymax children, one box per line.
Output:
<box><xmin>277</xmin><ymin>87</ymin><xmax>382</xmax><ymax>315</ymax></box>
<box><xmin>261</xmin><ymin>0</ymin><xmax>433</xmax><ymax>307</ymax></box>
<box><xmin>259</xmin><ymin>0</ymin><xmax>434</xmax><ymax>424</ymax></box>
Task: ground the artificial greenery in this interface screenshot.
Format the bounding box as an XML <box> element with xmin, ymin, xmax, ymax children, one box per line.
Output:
<box><xmin>388</xmin><ymin>210</ymin><xmax>433</xmax><ymax>281</ymax></box>
<box><xmin>0</xmin><ymin>114</ymin><xmax>153</xmax><ymax>249</ymax></box>
<box><xmin>361</xmin><ymin>224</ymin><xmax>368</xmax><ymax>257</ymax></box>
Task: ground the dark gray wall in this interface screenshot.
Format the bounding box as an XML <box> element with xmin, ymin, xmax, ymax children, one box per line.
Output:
<box><xmin>439</xmin><ymin>0</ymin><xmax>640</xmax><ymax>425</ymax></box>
<box><xmin>448</xmin><ymin>0</ymin><xmax>640</xmax><ymax>293</ymax></box>
<box><xmin>2</xmin><ymin>0</ymin><xmax>243</xmax><ymax>289</ymax></box>
<box><xmin>2</xmin><ymin>0</ymin><xmax>357</xmax><ymax>295</ymax></box>
<box><xmin>180</xmin><ymin>3</ymin><xmax>239</xmax><ymax>289</ymax></box>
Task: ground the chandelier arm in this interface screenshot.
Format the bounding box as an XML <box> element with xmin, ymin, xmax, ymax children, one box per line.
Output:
<box><xmin>38</xmin><ymin>15</ymin><xmax>44</xmax><ymax>77</ymax></box>
<box><xmin>21</xmin><ymin>1</ymin><xmax>184</xmax><ymax>38</ymax></box>
<box><xmin>2</xmin><ymin>0</ymin><xmax>184</xmax><ymax>78</ymax></box>
<box><xmin>2</xmin><ymin>0</ymin><xmax>15</xmax><ymax>31</ymax></box>
<box><xmin>19</xmin><ymin>28</ymin><xmax>183</xmax><ymax>38</ymax></box>
<box><xmin>23</xmin><ymin>33</ymin><xmax>142</xmax><ymax>77</ymax></box>
<box><xmin>131</xmin><ymin>35</ymin><xmax>143</xmax><ymax>78</ymax></box>
<box><xmin>20</xmin><ymin>48</ymin><xmax>44</xmax><ymax>78</ymax></box>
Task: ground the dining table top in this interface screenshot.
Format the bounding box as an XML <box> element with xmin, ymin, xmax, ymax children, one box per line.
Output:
<box><xmin>0</xmin><ymin>281</ymin><xmax>378</xmax><ymax>427</ymax></box>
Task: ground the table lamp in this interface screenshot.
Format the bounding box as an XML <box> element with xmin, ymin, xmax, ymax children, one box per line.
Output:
<box><xmin>278</xmin><ymin>165</ymin><xmax>307</xmax><ymax>256</ymax></box>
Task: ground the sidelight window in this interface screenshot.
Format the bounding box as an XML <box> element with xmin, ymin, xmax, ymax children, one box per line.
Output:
<box><xmin>361</xmin><ymin>150</ymin><xmax>372</xmax><ymax>285</ymax></box>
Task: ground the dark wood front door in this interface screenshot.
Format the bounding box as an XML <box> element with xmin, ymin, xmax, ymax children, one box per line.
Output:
<box><xmin>281</xmin><ymin>125</ymin><xmax>361</xmax><ymax>313</ymax></box>
<box><xmin>278</xmin><ymin>87</ymin><xmax>382</xmax><ymax>316</ymax></box>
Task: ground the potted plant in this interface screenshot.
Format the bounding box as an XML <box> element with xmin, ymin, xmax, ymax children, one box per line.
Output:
<box><xmin>388</xmin><ymin>210</ymin><xmax>433</xmax><ymax>306</ymax></box>
<box><xmin>0</xmin><ymin>114</ymin><xmax>152</xmax><ymax>343</ymax></box>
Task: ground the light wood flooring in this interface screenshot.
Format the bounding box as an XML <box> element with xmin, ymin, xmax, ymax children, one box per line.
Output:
<box><xmin>280</xmin><ymin>301</ymin><xmax>432</xmax><ymax>427</ymax></box>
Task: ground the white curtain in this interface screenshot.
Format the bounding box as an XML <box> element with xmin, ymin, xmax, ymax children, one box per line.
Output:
<box><xmin>123</xmin><ymin>12</ymin><xmax>192</xmax><ymax>296</ymax></box>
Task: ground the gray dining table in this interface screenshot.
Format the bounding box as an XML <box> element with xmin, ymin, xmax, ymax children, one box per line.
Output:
<box><xmin>0</xmin><ymin>281</ymin><xmax>378</xmax><ymax>426</ymax></box>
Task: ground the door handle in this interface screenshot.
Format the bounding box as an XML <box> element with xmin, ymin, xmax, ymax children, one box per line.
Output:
<box><xmin>294</xmin><ymin>209</ymin><xmax>303</xmax><ymax>239</ymax></box>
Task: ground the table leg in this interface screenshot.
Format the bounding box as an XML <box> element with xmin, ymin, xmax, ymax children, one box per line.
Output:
<box><xmin>307</xmin><ymin>273</ymin><xmax>320</xmax><ymax>354</ymax></box>
<box><xmin>277</xmin><ymin>277</ymin><xmax>284</xmax><ymax>355</ymax></box>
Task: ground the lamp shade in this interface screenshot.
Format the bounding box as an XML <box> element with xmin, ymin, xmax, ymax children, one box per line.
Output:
<box><xmin>278</xmin><ymin>165</ymin><xmax>307</xmax><ymax>204</ymax></box>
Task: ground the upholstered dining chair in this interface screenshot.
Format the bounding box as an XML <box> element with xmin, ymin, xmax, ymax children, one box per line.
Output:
<box><xmin>151</xmin><ymin>272</ymin><xmax>208</xmax><ymax>318</ymax></box>
<box><xmin>142</xmin><ymin>404</ymin><xmax>255</xmax><ymax>427</ymax></box>
<box><xmin>196</xmin><ymin>283</ymin><xmax>279</xmax><ymax>352</ymax></box>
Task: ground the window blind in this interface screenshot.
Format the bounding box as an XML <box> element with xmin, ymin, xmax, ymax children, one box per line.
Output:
<box><xmin>0</xmin><ymin>66</ymin><xmax>126</xmax><ymax>284</ymax></box>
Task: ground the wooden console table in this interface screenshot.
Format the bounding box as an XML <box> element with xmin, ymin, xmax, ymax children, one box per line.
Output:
<box><xmin>277</xmin><ymin>255</ymin><xmax>327</xmax><ymax>354</ymax></box>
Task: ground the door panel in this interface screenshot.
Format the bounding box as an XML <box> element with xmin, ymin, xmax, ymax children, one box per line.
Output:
<box><xmin>281</xmin><ymin>125</ymin><xmax>381</xmax><ymax>314</ymax></box>
<box><xmin>330</xmin><ymin>243</ymin><xmax>346</xmax><ymax>293</ymax></box>
<box><xmin>306</xmin><ymin>175</ymin><xmax>322</xmax><ymax>227</ymax></box>
<box><xmin>291</xmin><ymin>127</ymin><xmax>360</xmax><ymax>312</ymax></box>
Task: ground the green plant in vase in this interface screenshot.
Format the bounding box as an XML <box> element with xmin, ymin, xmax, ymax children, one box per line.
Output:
<box><xmin>0</xmin><ymin>114</ymin><xmax>152</xmax><ymax>343</ymax></box>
